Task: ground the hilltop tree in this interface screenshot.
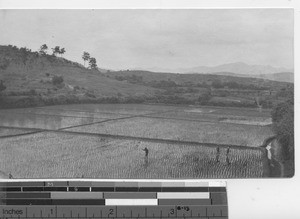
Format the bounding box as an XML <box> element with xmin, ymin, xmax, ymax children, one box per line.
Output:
<box><xmin>89</xmin><ymin>57</ymin><xmax>97</xmax><ymax>69</ymax></box>
<box><xmin>51</xmin><ymin>46</ymin><xmax>61</xmax><ymax>56</ymax></box>
<box><xmin>82</xmin><ymin>52</ymin><xmax>90</xmax><ymax>67</ymax></box>
<box><xmin>39</xmin><ymin>44</ymin><xmax>48</xmax><ymax>55</ymax></box>
<box><xmin>59</xmin><ymin>48</ymin><xmax>66</xmax><ymax>57</ymax></box>
<box><xmin>20</xmin><ymin>47</ymin><xmax>31</xmax><ymax>53</ymax></box>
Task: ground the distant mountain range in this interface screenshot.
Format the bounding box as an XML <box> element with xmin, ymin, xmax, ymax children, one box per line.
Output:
<box><xmin>175</xmin><ymin>62</ymin><xmax>293</xmax><ymax>75</ymax></box>
<box><xmin>210</xmin><ymin>72</ymin><xmax>294</xmax><ymax>83</ymax></box>
<box><xmin>130</xmin><ymin>62</ymin><xmax>294</xmax><ymax>83</ymax></box>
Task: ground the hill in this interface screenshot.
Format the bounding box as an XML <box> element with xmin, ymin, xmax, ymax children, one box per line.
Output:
<box><xmin>0</xmin><ymin>45</ymin><xmax>160</xmax><ymax>108</ymax></box>
<box><xmin>108</xmin><ymin>70</ymin><xmax>291</xmax><ymax>89</ymax></box>
<box><xmin>135</xmin><ymin>62</ymin><xmax>293</xmax><ymax>79</ymax></box>
<box><xmin>0</xmin><ymin>45</ymin><xmax>293</xmax><ymax>109</ymax></box>
<box><xmin>210</xmin><ymin>71</ymin><xmax>294</xmax><ymax>83</ymax></box>
<box><xmin>179</xmin><ymin>62</ymin><xmax>292</xmax><ymax>75</ymax></box>
<box><xmin>253</xmin><ymin>72</ymin><xmax>294</xmax><ymax>83</ymax></box>
<box><xmin>106</xmin><ymin>69</ymin><xmax>293</xmax><ymax>108</ymax></box>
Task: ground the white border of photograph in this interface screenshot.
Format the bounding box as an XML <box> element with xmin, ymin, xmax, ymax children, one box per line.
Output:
<box><xmin>0</xmin><ymin>0</ymin><xmax>299</xmax><ymax>219</ymax></box>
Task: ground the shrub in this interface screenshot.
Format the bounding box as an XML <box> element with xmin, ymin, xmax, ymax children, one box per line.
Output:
<box><xmin>0</xmin><ymin>80</ymin><xmax>6</xmax><ymax>92</ymax></box>
<box><xmin>271</xmin><ymin>97</ymin><xmax>294</xmax><ymax>159</ymax></box>
<box><xmin>74</xmin><ymin>86</ymin><xmax>82</xmax><ymax>91</ymax></box>
<box><xmin>84</xmin><ymin>91</ymin><xmax>96</xmax><ymax>98</ymax></box>
<box><xmin>29</xmin><ymin>89</ymin><xmax>37</xmax><ymax>96</ymax></box>
<box><xmin>0</xmin><ymin>58</ymin><xmax>10</xmax><ymax>70</ymax></box>
<box><xmin>52</xmin><ymin>75</ymin><xmax>64</xmax><ymax>85</ymax></box>
<box><xmin>198</xmin><ymin>90</ymin><xmax>212</xmax><ymax>105</ymax></box>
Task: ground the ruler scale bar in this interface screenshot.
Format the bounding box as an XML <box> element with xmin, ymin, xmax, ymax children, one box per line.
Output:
<box><xmin>157</xmin><ymin>192</ymin><xmax>210</xmax><ymax>199</ymax></box>
<box><xmin>106</xmin><ymin>199</ymin><xmax>158</xmax><ymax>206</ymax></box>
<box><xmin>0</xmin><ymin>205</ymin><xmax>228</xmax><ymax>218</ymax></box>
<box><xmin>51</xmin><ymin>192</ymin><xmax>104</xmax><ymax>199</ymax></box>
<box><xmin>103</xmin><ymin>192</ymin><xmax>157</xmax><ymax>199</ymax></box>
<box><xmin>0</xmin><ymin>181</ymin><xmax>228</xmax><ymax>218</ymax></box>
<box><xmin>1</xmin><ymin>187</ymin><xmax>223</xmax><ymax>192</ymax></box>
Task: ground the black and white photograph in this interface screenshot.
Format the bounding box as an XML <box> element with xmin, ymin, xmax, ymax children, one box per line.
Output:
<box><xmin>0</xmin><ymin>9</ymin><xmax>294</xmax><ymax>179</ymax></box>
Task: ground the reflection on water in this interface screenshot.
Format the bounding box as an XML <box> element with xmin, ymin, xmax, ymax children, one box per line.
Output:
<box><xmin>0</xmin><ymin>113</ymin><xmax>103</xmax><ymax>130</ymax></box>
<box><xmin>0</xmin><ymin>104</ymin><xmax>173</xmax><ymax>130</ymax></box>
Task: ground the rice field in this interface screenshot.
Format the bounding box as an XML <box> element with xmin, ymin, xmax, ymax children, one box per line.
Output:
<box><xmin>0</xmin><ymin>112</ymin><xmax>107</xmax><ymax>130</ymax></box>
<box><xmin>36</xmin><ymin>104</ymin><xmax>180</xmax><ymax>115</ymax></box>
<box><xmin>66</xmin><ymin>117</ymin><xmax>273</xmax><ymax>146</ymax></box>
<box><xmin>0</xmin><ymin>107</ymin><xmax>125</xmax><ymax>119</ymax></box>
<box><xmin>152</xmin><ymin>110</ymin><xmax>272</xmax><ymax>125</ymax></box>
<box><xmin>0</xmin><ymin>132</ymin><xmax>268</xmax><ymax>179</ymax></box>
<box><xmin>0</xmin><ymin>104</ymin><xmax>273</xmax><ymax>178</ymax></box>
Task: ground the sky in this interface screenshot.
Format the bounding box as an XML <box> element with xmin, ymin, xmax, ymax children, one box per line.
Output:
<box><xmin>0</xmin><ymin>9</ymin><xmax>294</xmax><ymax>70</ymax></box>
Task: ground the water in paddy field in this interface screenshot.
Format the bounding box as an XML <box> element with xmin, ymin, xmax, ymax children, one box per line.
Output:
<box><xmin>0</xmin><ymin>104</ymin><xmax>178</xmax><ymax>130</ymax></box>
<box><xmin>0</xmin><ymin>104</ymin><xmax>273</xmax><ymax>178</ymax></box>
<box><xmin>0</xmin><ymin>106</ymin><xmax>112</xmax><ymax>130</ymax></box>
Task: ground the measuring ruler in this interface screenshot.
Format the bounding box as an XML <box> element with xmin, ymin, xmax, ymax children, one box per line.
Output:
<box><xmin>0</xmin><ymin>181</ymin><xmax>228</xmax><ymax>218</ymax></box>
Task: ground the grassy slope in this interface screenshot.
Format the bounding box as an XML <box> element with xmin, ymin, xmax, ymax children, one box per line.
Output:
<box><xmin>0</xmin><ymin>46</ymin><xmax>159</xmax><ymax>98</ymax></box>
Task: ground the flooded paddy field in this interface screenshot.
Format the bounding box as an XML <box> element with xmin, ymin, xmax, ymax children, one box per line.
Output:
<box><xmin>0</xmin><ymin>104</ymin><xmax>272</xmax><ymax>178</ymax></box>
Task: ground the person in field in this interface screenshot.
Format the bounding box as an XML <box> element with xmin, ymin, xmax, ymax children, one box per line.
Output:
<box><xmin>142</xmin><ymin>147</ymin><xmax>149</xmax><ymax>167</ymax></box>
<box><xmin>226</xmin><ymin>147</ymin><xmax>230</xmax><ymax>165</ymax></box>
<box><xmin>216</xmin><ymin>147</ymin><xmax>220</xmax><ymax>163</ymax></box>
<box><xmin>142</xmin><ymin>147</ymin><xmax>149</xmax><ymax>157</ymax></box>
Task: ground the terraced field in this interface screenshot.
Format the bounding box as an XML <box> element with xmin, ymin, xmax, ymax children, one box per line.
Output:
<box><xmin>0</xmin><ymin>104</ymin><xmax>273</xmax><ymax>178</ymax></box>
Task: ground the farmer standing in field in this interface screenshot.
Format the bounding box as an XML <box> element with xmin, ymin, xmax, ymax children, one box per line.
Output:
<box><xmin>226</xmin><ymin>147</ymin><xmax>230</xmax><ymax>165</ymax></box>
<box><xmin>142</xmin><ymin>147</ymin><xmax>149</xmax><ymax>157</ymax></box>
<box><xmin>142</xmin><ymin>147</ymin><xmax>149</xmax><ymax>167</ymax></box>
<box><xmin>216</xmin><ymin>147</ymin><xmax>220</xmax><ymax>163</ymax></box>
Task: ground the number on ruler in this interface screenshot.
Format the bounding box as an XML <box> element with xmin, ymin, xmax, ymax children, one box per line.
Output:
<box><xmin>46</xmin><ymin>182</ymin><xmax>54</xmax><ymax>187</ymax></box>
<box><xmin>169</xmin><ymin>208</ymin><xmax>175</xmax><ymax>215</ymax></box>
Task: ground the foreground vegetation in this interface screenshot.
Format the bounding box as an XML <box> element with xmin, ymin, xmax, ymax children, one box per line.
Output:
<box><xmin>270</xmin><ymin>92</ymin><xmax>294</xmax><ymax>177</ymax></box>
